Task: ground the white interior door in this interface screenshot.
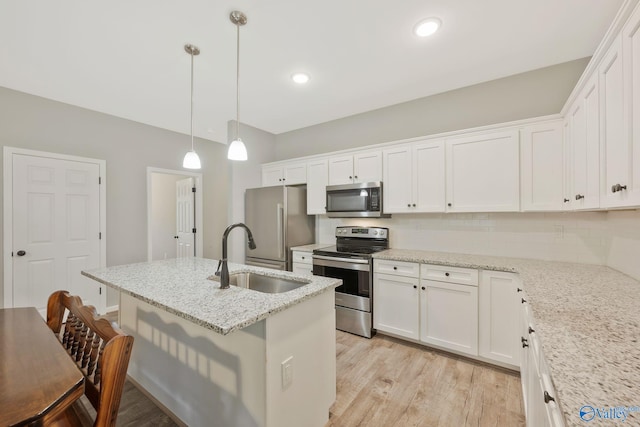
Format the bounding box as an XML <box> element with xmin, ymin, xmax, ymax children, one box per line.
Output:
<box><xmin>176</xmin><ymin>177</ymin><xmax>195</xmax><ymax>258</ymax></box>
<box><xmin>11</xmin><ymin>153</ymin><xmax>103</xmax><ymax>315</ymax></box>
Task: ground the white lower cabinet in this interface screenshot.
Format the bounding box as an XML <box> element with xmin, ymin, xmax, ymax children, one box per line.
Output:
<box><xmin>478</xmin><ymin>270</ymin><xmax>520</xmax><ymax>368</ymax></box>
<box><xmin>373</xmin><ymin>272</ymin><xmax>419</xmax><ymax>340</ymax></box>
<box><xmin>420</xmin><ymin>279</ymin><xmax>478</xmax><ymax>356</ymax></box>
<box><xmin>374</xmin><ymin>261</ymin><xmax>479</xmax><ymax>357</ymax></box>
<box><xmin>521</xmin><ymin>297</ymin><xmax>565</xmax><ymax>427</ymax></box>
<box><xmin>292</xmin><ymin>251</ymin><xmax>313</xmax><ymax>276</ymax></box>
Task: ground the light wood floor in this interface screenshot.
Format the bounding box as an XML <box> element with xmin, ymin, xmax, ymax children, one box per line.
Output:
<box><xmin>103</xmin><ymin>311</ymin><xmax>524</xmax><ymax>426</ymax></box>
<box><xmin>327</xmin><ymin>331</ymin><xmax>525</xmax><ymax>427</ymax></box>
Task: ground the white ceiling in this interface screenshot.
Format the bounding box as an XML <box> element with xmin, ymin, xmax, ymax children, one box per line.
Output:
<box><xmin>0</xmin><ymin>0</ymin><xmax>624</xmax><ymax>144</ymax></box>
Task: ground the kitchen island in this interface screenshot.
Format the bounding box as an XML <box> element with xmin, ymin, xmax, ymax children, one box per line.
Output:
<box><xmin>83</xmin><ymin>258</ymin><xmax>341</xmax><ymax>427</ymax></box>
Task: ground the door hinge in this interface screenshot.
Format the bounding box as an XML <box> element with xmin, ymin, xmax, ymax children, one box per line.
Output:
<box><xmin>192</xmin><ymin>187</ymin><xmax>196</xmax><ymax>193</ymax></box>
<box><xmin>192</xmin><ymin>228</ymin><xmax>196</xmax><ymax>233</ymax></box>
<box><xmin>99</xmin><ymin>177</ymin><xmax>102</xmax><ymax>184</ymax></box>
<box><xmin>99</xmin><ymin>232</ymin><xmax>102</xmax><ymax>240</ymax></box>
<box><xmin>11</xmin><ymin>251</ymin><xmax>13</xmax><ymax>257</ymax></box>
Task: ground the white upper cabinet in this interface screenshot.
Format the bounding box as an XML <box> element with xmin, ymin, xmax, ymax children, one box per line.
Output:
<box><xmin>306</xmin><ymin>158</ymin><xmax>329</xmax><ymax>215</ymax></box>
<box><xmin>520</xmin><ymin>121</ymin><xmax>564</xmax><ymax>211</ymax></box>
<box><xmin>328</xmin><ymin>151</ymin><xmax>382</xmax><ymax>185</ymax></box>
<box><xmin>607</xmin><ymin>6</ymin><xmax>640</xmax><ymax>208</ymax></box>
<box><xmin>600</xmin><ymin>35</ymin><xmax>630</xmax><ymax>208</ymax></box>
<box><xmin>383</xmin><ymin>140</ymin><xmax>445</xmax><ymax>214</ymax></box>
<box><xmin>562</xmin><ymin>118</ymin><xmax>573</xmax><ymax>210</ymax></box>
<box><xmin>446</xmin><ymin>130</ymin><xmax>520</xmax><ymax>212</ymax></box>
<box><xmin>570</xmin><ymin>74</ymin><xmax>601</xmax><ymax>210</ymax></box>
<box><xmin>261</xmin><ymin>162</ymin><xmax>307</xmax><ymax>187</ymax></box>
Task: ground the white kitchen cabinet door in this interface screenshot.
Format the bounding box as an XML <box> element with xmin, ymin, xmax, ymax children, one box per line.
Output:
<box><xmin>307</xmin><ymin>158</ymin><xmax>328</xmax><ymax>214</ymax></box>
<box><xmin>262</xmin><ymin>165</ymin><xmax>284</xmax><ymax>187</ymax></box>
<box><xmin>413</xmin><ymin>140</ymin><xmax>445</xmax><ymax>212</ymax></box>
<box><xmin>419</xmin><ymin>280</ymin><xmax>478</xmax><ymax>356</ymax></box>
<box><xmin>373</xmin><ymin>273</ymin><xmax>419</xmax><ymax>340</ymax></box>
<box><xmin>292</xmin><ymin>263</ymin><xmax>313</xmax><ymax>276</ymax></box>
<box><xmin>602</xmin><ymin>8</ymin><xmax>640</xmax><ymax>207</ymax></box>
<box><xmin>328</xmin><ymin>155</ymin><xmax>354</xmax><ymax>185</ymax></box>
<box><xmin>600</xmin><ymin>35</ymin><xmax>632</xmax><ymax>208</ymax></box>
<box><xmin>479</xmin><ymin>271</ymin><xmax>520</xmax><ymax>368</ymax></box>
<box><xmin>561</xmin><ymin>118</ymin><xmax>573</xmax><ymax>210</ymax></box>
<box><xmin>382</xmin><ymin>145</ymin><xmax>413</xmax><ymax>213</ymax></box>
<box><xmin>353</xmin><ymin>151</ymin><xmax>382</xmax><ymax>183</ymax></box>
<box><xmin>446</xmin><ymin>130</ymin><xmax>520</xmax><ymax>212</ymax></box>
<box><xmin>570</xmin><ymin>74</ymin><xmax>600</xmax><ymax>210</ymax></box>
<box><xmin>283</xmin><ymin>162</ymin><xmax>307</xmax><ymax>185</ymax></box>
<box><xmin>520</xmin><ymin>121</ymin><xmax>563</xmax><ymax>211</ymax></box>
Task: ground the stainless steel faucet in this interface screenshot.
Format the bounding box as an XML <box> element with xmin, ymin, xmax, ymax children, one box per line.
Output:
<box><xmin>215</xmin><ymin>223</ymin><xmax>256</xmax><ymax>289</ymax></box>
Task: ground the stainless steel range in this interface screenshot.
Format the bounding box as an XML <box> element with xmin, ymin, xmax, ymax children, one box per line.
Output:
<box><xmin>312</xmin><ymin>226</ymin><xmax>389</xmax><ymax>338</ymax></box>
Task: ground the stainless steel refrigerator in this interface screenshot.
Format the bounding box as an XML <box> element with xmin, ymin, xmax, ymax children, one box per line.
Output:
<box><xmin>244</xmin><ymin>186</ymin><xmax>315</xmax><ymax>271</ymax></box>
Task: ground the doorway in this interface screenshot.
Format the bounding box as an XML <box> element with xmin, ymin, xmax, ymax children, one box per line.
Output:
<box><xmin>3</xmin><ymin>147</ymin><xmax>107</xmax><ymax>314</ymax></box>
<box><xmin>146</xmin><ymin>167</ymin><xmax>203</xmax><ymax>261</ymax></box>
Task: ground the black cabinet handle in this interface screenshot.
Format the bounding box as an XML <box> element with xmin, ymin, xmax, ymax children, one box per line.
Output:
<box><xmin>407</xmin><ymin>204</ymin><xmax>411</xmax><ymax>207</ymax></box>
<box><xmin>174</xmin><ymin>236</ymin><xmax>179</xmax><ymax>239</ymax></box>
<box><xmin>413</xmin><ymin>285</ymin><xmax>417</xmax><ymax>289</ymax></box>
<box><xmin>544</xmin><ymin>391</ymin><xmax>555</xmax><ymax>404</ymax></box>
<box><xmin>521</xmin><ymin>298</ymin><xmax>527</xmax><ymax>304</ymax></box>
<box><xmin>16</xmin><ymin>250</ymin><xmax>26</xmax><ymax>256</ymax></box>
<box><xmin>521</xmin><ymin>337</ymin><xmax>529</xmax><ymax>348</ymax></box>
<box><xmin>575</xmin><ymin>194</ymin><xmax>585</xmax><ymax>200</ymax></box>
<box><xmin>301</xmin><ymin>256</ymin><xmax>305</xmax><ymax>260</ymax></box>
<box><xmin>393</xmin><ymin>266</ymin><xmax>397</xmax><ymax>270</ymax></box>
<box><xmin>412</xmin><ymin>204</ymin><xmax>416</xmax><ymax>207</ymax></box>
<box><xmin>612</xmin><ymin>183</ymin><xmax>627</xmax><ymax>193</ymax></box>
<box><xmin>445</xmin><ymin>272</ymin><xmax>450</xmax><ymax>277</ymax></box>
<box><xmin>528</xmin><ymin>326</ymin><xmax>535</xmax><ymax>334</ymax></box>
<box><xmin>421</xmin><ymin>286</ymin><xmax>426</xmax><ymax>290</ymax></box>
<box><xmin>563</xmin><ymin>198</ymin><xmax>570</xmax><ymax>203</ymax></box>
<box><xmin>354</xmin><ymin>175</ymin><xmax>358</xmax><ymax>179</ymax></box>
<box><xmin>447</xmin><ymin>203</ymin><xmax>452</xmax><ymax>207</ymax></box>
<box><xmin>349</xmin><ymin>176</ymin><xmax>353</xmax><ymax>179</ymax></box>
<box><xmin>517</xmin><ymin>288</ymin><xmax>522</xmax><ymax>292</ymax></box>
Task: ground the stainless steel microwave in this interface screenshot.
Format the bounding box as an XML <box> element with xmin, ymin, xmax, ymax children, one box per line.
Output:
<box><xmin>325</xmin><ymin>182</ymin><xmax>391</xmax><ymax>218</ymax></box>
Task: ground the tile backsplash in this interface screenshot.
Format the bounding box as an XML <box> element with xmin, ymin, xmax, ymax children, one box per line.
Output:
<box><xmin>318</xmin><ymin>210</ymin><xmax>640</xmax><ymax>280</ymax></box>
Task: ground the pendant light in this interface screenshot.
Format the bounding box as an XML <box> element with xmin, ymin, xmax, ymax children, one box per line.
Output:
<box><xmin>228</xmin><ymin>11</ymin><xmax>248</xmax><ymax>161</ymax></box>
<box><xmin>183</xmin><ymin>44</ymin><xmax>202</xmax><ymax>169</ymax></box>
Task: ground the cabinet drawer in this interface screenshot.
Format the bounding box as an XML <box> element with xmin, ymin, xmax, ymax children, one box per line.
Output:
<box><xmin>292</xmin><ymin>251</ymin><xmax>313</xmax><ymax>265</ymax></box>
<box><xmin>420</xmin><ymin>264</ymin><xmax>478</xmax><ymax>286</ymax></box>
<box><xmin>374</xmin><ymin>259</ymin><xmax>420</xmax><ymax>278</ymax></box>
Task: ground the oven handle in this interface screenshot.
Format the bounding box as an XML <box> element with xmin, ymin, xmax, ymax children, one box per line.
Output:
<box><xmin>312</xmin><ymin>255</ymin><xmax>371</xmax><ymax>271</ymax></box>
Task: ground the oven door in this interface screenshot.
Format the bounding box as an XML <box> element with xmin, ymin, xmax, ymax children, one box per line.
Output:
<box><xmin>312</xmin><ymin>255</ymin><xmax>371</xmax><ymax>312</ymax></box>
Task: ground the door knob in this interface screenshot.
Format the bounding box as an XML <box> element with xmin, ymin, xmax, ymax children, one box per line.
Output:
<box><xmin>16</xmin><ymin>250</ymin><xmax>26</xmax><ymax>256</ymax></box>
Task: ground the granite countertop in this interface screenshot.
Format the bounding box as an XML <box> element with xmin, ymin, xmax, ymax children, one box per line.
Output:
<box><xmin>373</xmin><ymin>249</ymin><xmax>640</xmax><ymax>426</ymax></box>
<box><xmin>290</xmin><ymin>243</ymin><xmax>333</xmax><ymax>252</ymax></box>
<box><xmin>82</xmin><ymin>258</ymin><xmax>341</xmax><ymax>335</ymax></box>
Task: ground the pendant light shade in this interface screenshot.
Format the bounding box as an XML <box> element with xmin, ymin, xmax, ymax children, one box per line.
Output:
<box><xmin>183</xmin><ymin>44</ymin><xmax>201</xmax><ymax>170</ymax></box>
<box><xmin>228</xmin><ymin>138</ymin><xmax>247</xmax><ymax>161</ymax></box>
<box><xmin>228</xmin><ymin>11</ymin><xmax>248</xmax><ymax>161</ymax></box>
<box><xmin>183</xmin><ymin>150</ymin><xmax>202</xmax><ymax>168</ymax></box>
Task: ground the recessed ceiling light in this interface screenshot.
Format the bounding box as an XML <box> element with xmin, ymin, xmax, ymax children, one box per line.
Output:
<box><xmin>414</xmin><ymin>17</ymin><xmax>441</xmax><ymax>37</ymax></box>
<box><xmin>291</xmin><ymin>73</ymin><xmax>311</xmax><ymax>84</ymax></box>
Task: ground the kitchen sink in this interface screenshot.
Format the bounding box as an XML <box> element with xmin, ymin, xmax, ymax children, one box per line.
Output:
<box><xmin>209</xmin><ymin>272</ymin><xmax>310</xmax><ymax>294</ymax></box>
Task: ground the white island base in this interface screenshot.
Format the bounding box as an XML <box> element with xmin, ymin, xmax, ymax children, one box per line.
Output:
<box><xmin>119</xmin><ymin>290</ymin><xmax>336</xmax><ymax>427</ymax></box>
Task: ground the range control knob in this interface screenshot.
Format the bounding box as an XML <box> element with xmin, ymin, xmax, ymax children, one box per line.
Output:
<box><xmin>373</xmin><ymin>230</ymin><xmax>379</xmax><ymax>236</ymax></box>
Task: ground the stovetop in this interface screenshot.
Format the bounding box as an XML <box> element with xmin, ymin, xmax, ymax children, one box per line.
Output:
<box><xmin>313</xmin><ymin>226</ymin><xmax>389</xmax><ymax>259</ymax></box>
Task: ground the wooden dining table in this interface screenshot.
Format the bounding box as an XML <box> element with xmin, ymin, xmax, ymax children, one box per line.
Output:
<box><xmin>0</xmin><ymin>307</ymin><xmax>85</xmax><ymax>426</ymax></box>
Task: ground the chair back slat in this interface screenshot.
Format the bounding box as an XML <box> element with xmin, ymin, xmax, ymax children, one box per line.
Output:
<box><xmin>47</xmin><ymin>290</ymin><xmax>134</xmax><ymax>427</ymax></box>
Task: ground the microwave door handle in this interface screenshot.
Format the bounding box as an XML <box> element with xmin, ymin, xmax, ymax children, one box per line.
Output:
<box><xmin>277</xmin><ymin>203</ymin><xmax>284</xmax><ymax>259</ymax></box>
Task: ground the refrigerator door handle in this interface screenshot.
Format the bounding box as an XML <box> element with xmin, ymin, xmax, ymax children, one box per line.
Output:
<box><xmin>277</xmin><ymin>203</ymin><xmax>284</xmax><ymax>259</ymax></box>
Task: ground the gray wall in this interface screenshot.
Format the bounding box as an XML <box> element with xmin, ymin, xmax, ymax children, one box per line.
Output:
<box><xmin>227</xmin><ymin>121</ymin><xmax>277</xmax><ymax>263</ymax></box>
<box><xmin>275</xmin><ymin>57</ymin><xmax>590</xmax><ymax>160</ymax></box>
<box><xmin>0</xmin><ymin>86</ymin><xmax>229</xmax><ymax>307</ymax></box>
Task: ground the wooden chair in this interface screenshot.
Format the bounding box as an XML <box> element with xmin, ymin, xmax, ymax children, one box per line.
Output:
<box><xmin>46</xmin><ymin>291</ymin><xmax>134</xmax><ymax>427</ymax></box>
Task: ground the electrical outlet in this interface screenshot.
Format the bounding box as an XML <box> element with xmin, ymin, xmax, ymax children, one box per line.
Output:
<box><xmin>281</xmin><ymin>356</ymin><xmax>293</xmax><ymax>389</ymax></box>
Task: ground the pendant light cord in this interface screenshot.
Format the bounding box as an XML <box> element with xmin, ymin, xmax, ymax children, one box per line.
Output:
<box><xmin>236</xmin><ymin>21</ymin><xmax>241</xmax><ymax>140</ymax></box>
<box><xmin>190</xmin><ymin>50</ymin><xmax>195</xmax><ymax>151</ymax></box>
